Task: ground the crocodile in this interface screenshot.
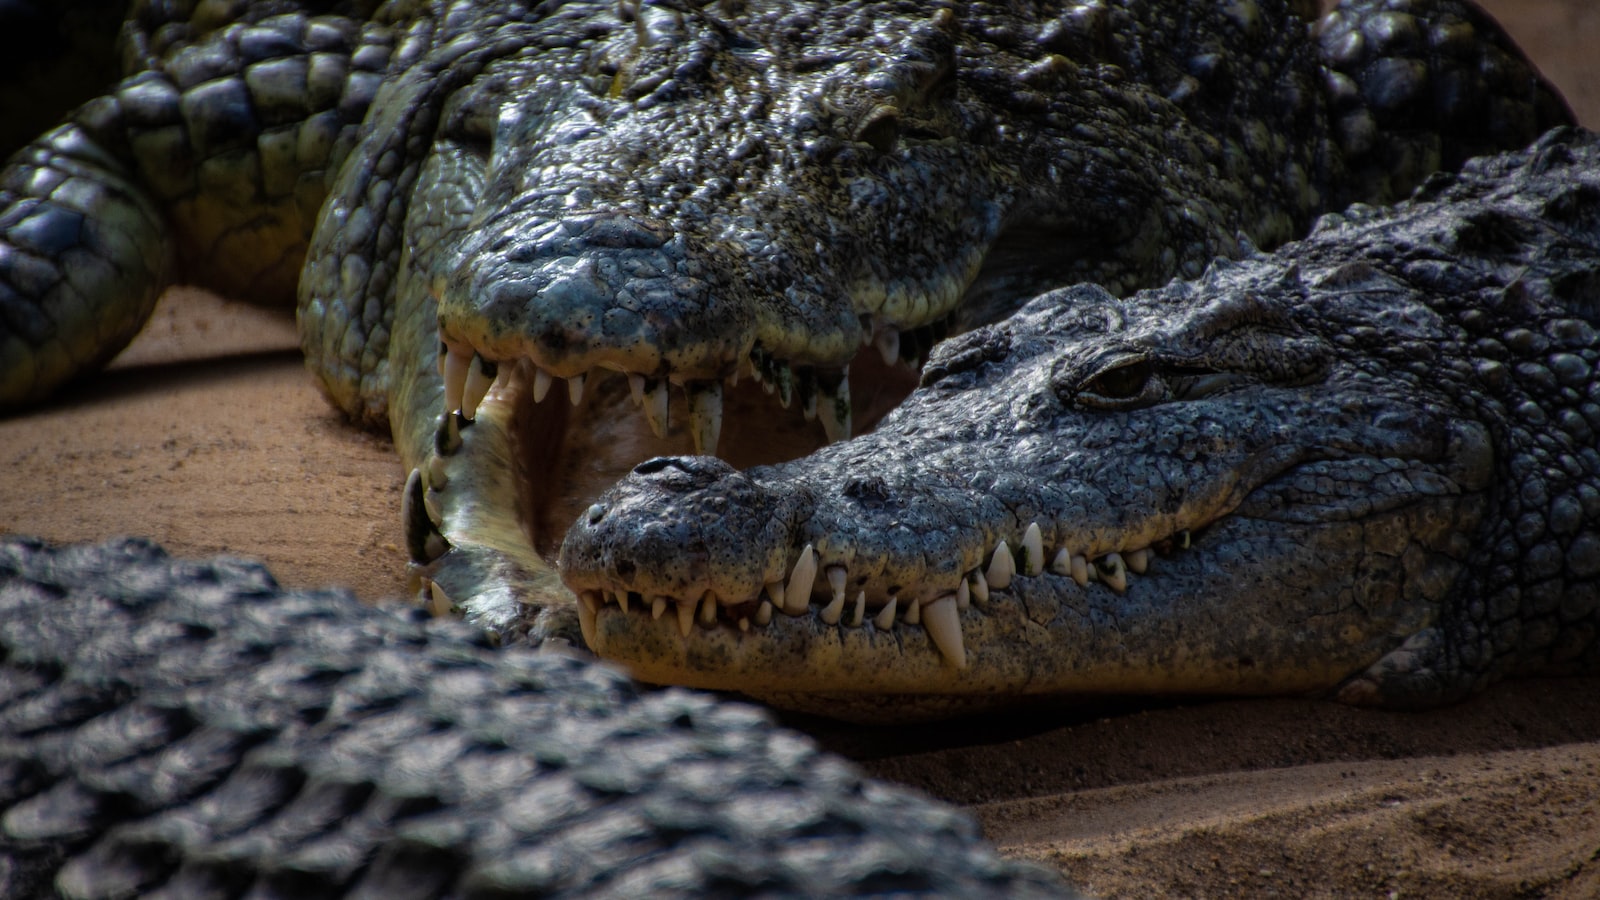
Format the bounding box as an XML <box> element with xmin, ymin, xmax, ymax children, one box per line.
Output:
<box><xmin>561</xmin><ymin>127</ymin><xmax>1600</xmax><ymax>720</ymax></box>
<box><xmin>0</xmin><ymin>0</ymin><xmax>1572</xmax><ymax>648</ymax></box>
<box><xmin>0</xmin><ymin>535</ymin><xmax>1077</xmax><ymax>898</ymax></box>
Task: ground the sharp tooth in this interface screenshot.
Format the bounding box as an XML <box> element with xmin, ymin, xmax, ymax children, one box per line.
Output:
<box><xmin>798</xmin><ymin>368</ymin><xmax>818</xmax><ymax>421</ymax></box>
<box><xmin>763</xmin><ymin>581</ymin><xmax>784</xmax><ymax>611</ymax></box>
<box><xmin>956</xmin><ymin>578</ymin><xmax>970</xmax><ymax>612</ymax></box>
<box><xmin>687</xmin><ymin>381</ymin><xmax>723</xmax><ymax>454</ymax></box>
<box><xmin>783</xmin><ymin>544</ymin><xmax>817</xmax><ymax>615</ymax></box>
<box><xmin>433</xmin><ymin>412</ymin><xmax>462</xmax><ymax>457</ymax></box>
<box><xmin>426</xmin><ymin>453</ymin><xmax>449</xmax><ymax>488</ymax></box>
<box><xmin>985</xmin><ymin>540</ymin><xmax>1015</xmax><ymax>589</ymax></box>
<box><xmin>1021</xmin><ymin>523</ymin><xmax>1044</xmax><ymax>576</ymax></box>
<box><xmin>922</xmin><ymin>595</ymin><xmax>967</xmax><ymax>668</ymax></box>
<box><xmin>739</xmin><ymin>617</ymin><xmax>750</xmax><ymax>632</ymax></box>
<box><xmin>422</xmin><ymin>486</ymin><xmax>443</xmax><ymax>527</ymax></box>
<box><xmin>677</xmin><ymin>595</ymin><xmax>697</xmax><ymax>637</ymax></box>
<box><xmin>617</xmin><ymin>591</ymin><xmax>631</xmax><ymax>614</ymax></box>
<box><xmin>698</xmin><ymin>590</ymin><xmax>717</xmax><ymax>625</ymax></box>
<box><xmin>426</xmin><ymin>580</ymin><xmax>454</xmax><ymax>617</ymax></box>
<box><xmin>819</xmin><ymin>586</ymin><xmax>846</xmax><ymax>625</ymax></box>
<box><xmin>969</xmin><ymin>571</ymin><xmax>988</xmax><ymax>604</ymax></box>
<box><xmin>568</xmin><ymin>372</ymin><xmax>586</xmax><ymax>406</ymax></box>
<box><xmin>875</xmin><ymin>328</ymin><xmax>900</xmax><ymax>366</ymax></box>
<box><xmin>905</xmin><ymin>596</ymin><xmax>921</xmax><ymax>625</ymax></box>
<box><xmin>643</xmin><ymin>379</ymin><xmax>669</xmax><ymax>438</ymax></box>
<box><xmin>652</xmin><ymin>596</ymin><xmax>667</xmax><ymax>619</ymax></box>
<box><xmin>1071</xmin><ymin>554</ymin><xmax>1089</xmax><ymax>586</ymax></box>
<box><xmin>1178</xmin><ymin>529</ymin><xmax>1192</xmax><ymax>549</ymax></box>
<box><xmin>848</xmin><ymin>591</ymin><xmax>865</xmax><ymax>626</ymax></box>
<box><xmin>628</xmin><ymin>373</ymin><xmax>646</xmax><ymax>406</ymax></box>
<box><xmin>873</xmin><ymin>596</ymin><xmax>898</xmax><ymax>630</ymax></box>
<box><xmin>1050</xmin><ymin>548</ymin><xmax>1072</xmax><ymax>576</ymax></box>
<box><xmin>402</xmin><ymin>468</ymin><xmax>449</xmax><ymax>564</ymax></box>
<box><xmin>1126</xmin><ymin>548</ymin><xmax>1150</xmax><ymax>574</ymax></box>
<box><xmin>578</xmin><ymin>590</ymin><xmax>599</xmax><ymax>637</ymax></box>
<box><xmin>1098</xmin><ymin>553</ymin><xmax>1128</xmax><ymax>593</ymax></box>
<box><xmin>461</xmin><ymin>355</ymin><xmax>497</xmax><ymax>420</ymax></box>
<box><xmin>826</xmin><ymin>566</ymin><xmax>847</xmax><ymax>604</ymax></box>
<box><xmin>818</xmin><ymin>368</ymin><xmax>851</xmax><ymax>442</ymax></box>
<box><xmin>755</xmin><ymin>600</ymin><xmax>774</xmax><ymax>626</ymax></box>
<box><xmin>533</xmin><ymin>367</ymin><xmax>554</xmax><ymax>402</ymax></box>
<box><xmin>442</xmin><ymin>345</ymin><xmax>469</xmax><ymax>414</ymax></box>
<box><xmin>774</xmin><ymin>362</ymin><xmax>794</xmax><ymax>407</ymax></box>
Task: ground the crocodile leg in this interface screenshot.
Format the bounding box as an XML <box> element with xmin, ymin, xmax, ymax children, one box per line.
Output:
<box><xmin>0</xmin><ymin>5</ymin><xmax>391</xmax><ymax>410</ymax></box>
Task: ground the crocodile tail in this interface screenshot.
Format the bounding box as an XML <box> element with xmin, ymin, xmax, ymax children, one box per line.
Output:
<box><xmin>1315</xmin><ymin>0</ymin><xmax>1575</xmax><ymax>210</ymax></box>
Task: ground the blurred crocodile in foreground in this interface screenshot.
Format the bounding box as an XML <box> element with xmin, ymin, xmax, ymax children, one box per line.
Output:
<box><xmin>0</xmin><ymin>0</ymin><xmax>1571</xmax><ymax>650</ymax></box>
<box><xmin>0</xmin><ymin>536</ymin><xmax>1076</xmax><ymax>898</ymax></box>
<box><xmin>563</xmin><ymin>128</ymin><xmax>1600</xmax><ymax>720</ymax></box>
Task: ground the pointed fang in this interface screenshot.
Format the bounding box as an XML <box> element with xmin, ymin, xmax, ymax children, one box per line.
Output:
<box><xmin>652</xmin><ymin>596</ymin><xmax>668</xmax><ymax>620</ymax></box>
<box><xmin>873</xmin><ymin>597</ymin><xmax>898</xmax><ymax>630</ymax></box>
<box><xmin>922</xmin><ymin>595</ymin><xmax>967</xmax><ymax>668</ymax></box>
<box><xmin>986</xmin><ymin>540</ymin><xmax>1015</xmax><ymax>590</ymax></box>
<box><xmin>1100</xmin><ymin>553</ymin><xmax>1128</xmax><ymax>593</ymax></box>
<box><xmin>461</xmin><ymin>355</ymin><xmax>497</xmax><ymax>420</ymax></box>
<box><xmin>568</xmin><ymin>372</ymin><xmax>586</xmax><ymax>406</ymax></box>
<box><xmin>783</xmin><ymin>545</ymin><xmax>817</xmax><ymax>615</ymax></box>
<box><xmin>643</xmin><ymin>380</ymin><xmax>669</xmax><ymax>438</ymax></box>
<box><xmin>1126</xmin><ymin>548</ymin><xmax>1150</xmax><ymax>574</ymax></box>
<box><xmin>677</xmin><ymin>595</ymin><xmax>697</xmax><ymax>637</ymax></box>
<box><xmin>628</xmin><ymin>373</ymin><xmax>646</xmax><ymax>406</ymax></box>
<box><xmin>848</xmin><ymin>591</ymin><xmax>865</xmax><ymax>627</ymax></box>
<box><xmin>688</xmin><ymin>381</ymin><xmax>723</xmax><ymax>454</ymax></box>
<box><xmin>533</xmin><ymin>368</ymin><xmax>554</xmax><ymax>402</ymax></box>
<box><xmin>1021</xmin><ymin>523</ymin><xmax>1044</xmax><ymax>576</ymax></box>
<box><xmin>442</xmin><ymin>345</ymin><xmax>469</xmax><ymax>414</ymax></box>
<box><xmin>875</xmin><ymin>328</ymin><xmax>900</xmax><ymax>367</ymax></box>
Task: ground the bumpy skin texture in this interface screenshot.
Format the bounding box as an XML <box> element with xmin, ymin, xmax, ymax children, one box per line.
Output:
<box><xmin>562</xmin><ymin>128</ymin><xmax>1600</xmax><ymax>718</ymax></box>
<box><xmin>0</xmin><ymin>536</ymin><xmax>1073</xmax><ymax>898</ymax></box>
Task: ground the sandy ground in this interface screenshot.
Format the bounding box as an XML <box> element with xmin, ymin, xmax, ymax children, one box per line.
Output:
<box><xmin>2</xmin><ymin>2</ymin><xmax>1598</xmax><ymax>896</ymax></box>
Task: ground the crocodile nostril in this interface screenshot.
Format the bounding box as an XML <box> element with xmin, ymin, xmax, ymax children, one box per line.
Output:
<box><xmin>632</xmin><ymin>456</ymin><xmax>682</xmax><ymax>476</ymax></box>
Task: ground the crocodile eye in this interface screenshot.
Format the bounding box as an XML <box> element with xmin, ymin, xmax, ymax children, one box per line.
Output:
<box><xmin>1085</xmin><ymin>358</ymin><xmax>1151</xmax><ymax>398</ymax></box>
<box><xmin>854</xmin><ymin>106</ymin><xmax>900</xmax><ymax>153</ymax></box>
<box><xmin>1075</xmin><ymin>357</ymin><xmax>1165</xmax><ymax>409</ymax></box>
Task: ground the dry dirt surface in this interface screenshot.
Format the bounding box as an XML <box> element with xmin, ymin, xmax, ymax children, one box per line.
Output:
<box><xmin>1</xmin><ymin>2</ymin><xmax>1597</xmax><ymax>897</ymax></box>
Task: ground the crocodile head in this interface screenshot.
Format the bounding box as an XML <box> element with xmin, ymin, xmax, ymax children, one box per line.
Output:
<box><xmin>560</xmin><ymin>132</ymin><xmax>1600</xmax><ymax>717</ymax></box>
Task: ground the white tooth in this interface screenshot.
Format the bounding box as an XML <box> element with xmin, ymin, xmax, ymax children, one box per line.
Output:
<box><xmin>1126</xmin><ymin>548</ymin><xmax>1150</xmax><ymax>574</ymax></box>
<box><xmin>905</xmin><ymin>596</ymin><xmax>922</xmax><ymax>625</ymax></box>
<box><xmin>652</xmin><ymin>596</ymin><xmax>668</xmax><ymax>619</ymax></box>
<box><xmin>763</xmin><ymin>581</ymin><xmax>784</xmax><ymax>611</ymax></box>
<box><xmin>616</xmin><ymin>591</ymin><xmax>630</xmax><ymax>614</ymax></box>
<box><xmin>985</xmin><ymin>540</ymin><xmax>1015</xmax><ymax>589</ymax></box>
<box><xmin>922</xmin><ymin>595</ymin><xmax>967</xmax><ymax>668</ymax></box>
<box><xmin>783</xmin><ymin>544</ymin><xmax>817</xmax><ymax>615</ymax></box>
<box><xmin>644</xmin><ymin>380</ymin><xmax>669</xmax><ymax>438</ymax></box>
<box><xmin>728</xmin><ymin>366</ymin><xmax>740</xmax><ymax>387</ymax></box>
<box><xmin>426</xmin><ymin>580</ymin><xmax>454</xmax><ymax>618</ymax></box>
<box><xmin>755</xmin><ymin>600</ymin><xmax>774</xmax><ymax>626</ymax></box>
<box><xmin>1071</xmin><ymin>554</ymin><xmax>1089</xmax><ymax>586</ymax></box>
<box><xmin>568</xmin><ymin>372</ymin><xmax>586</xmax><ymax>406</ymax></box>
<box><xmin>818</xmin><ymin>369</ymin><xmax>851</xmax><ymax>443</ymax></box>
<box><xmin>578</xmin><ymin>590</ymin><xmax>598</xmax><ymax>637</ymax></box>
<box><xmin>1050</xmin><ymin>548</ymin><xmax>1072</xmax><ymax>576</ymax></box>
<box><xmin>873</xmin><ymin>596</ymin><xmax>898</xmax><ymax>630</ymax></box>
<box><xmin>969</xmin><ymin>571</ymin><xmax>988</xmax><ymax>604</ymax></box>
<box><xmin>427</xmin><ymin>453</ymin><xmax>449</xmax><ymax>489</ymax></box>
<box><xmin>443</xmin><ymin>345</ymin><xmax>468</xmax><ymax>414</ymax></box>
<box><xmin>739</xmin><ymin>617</ymin><xmax>750</xmax><ymax>632</ymax></box>
<box><xmin>533</xmin><ymin>367</ymin><xmax>554</xmax><ymax>402</ymax></box>
<box><xmin>688</xmin><ymin>382</ymin><xmax>723</xmax><ymax>454</ymax></box>
<box><xmin>956</xmin><ymin>578</ymin><xmax>970</xmax><ymax>612</ymax></box>
<box><xmin>826</xmin><ymin>566</ymin><xmax>847</xmax><ymax>605</ymax></box>
<box><xmin>677</xmin><ymin>595</ymin><xmax>697</xmax><ymax>636</ymax></box>
<box><xmin>876</xmin><ymin>328</ymin><xmax>900</xmax><ymax>366</ymax></box>
<box><xmin>819</xmin><ymin>585</ymin><xmax>845</xmax><ymax>625</ymax></box>
<box><xmin>1021</xmin><ymin>523</ymin><xmax>1044</xmax><ymax>576</ymax></box>
<box><xmin>462</xmin><ymin>355</ymin><xmax>495</xmax><ymax>420</ymax></box>
<box><xmin>848</xmin><ymin>591</ymin><xmax>865</xmax><ymax>626</ymax></box>
<box><xmin>698</xmin><ymin>591</ymin><xmax>717</xmax><ymax>625</ymax></box>
<box><xmin>628</xmin><ymin>373</ymin><xmax>646</xmax><ymax>406</ymax></box>
<box><xmin>1100</xmin><ymin>554</ymin><xmax>1128</xmax><ymax>593</ymax></box>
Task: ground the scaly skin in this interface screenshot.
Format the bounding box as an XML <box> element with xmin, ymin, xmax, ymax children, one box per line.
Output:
<box><xmin>0</xmin><ymin>536</ymin><xmax>1075</xmax><ymax>897</ymax></box>
<box><xmin>561</xmin><ymin>128</ymin><xmax>1600</xmax><ymax>721</ymax></box>
<box><xmin>0</xmin><ymin>1</ymin><xmax>1571</xmax><ymax>650</ymax></box>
